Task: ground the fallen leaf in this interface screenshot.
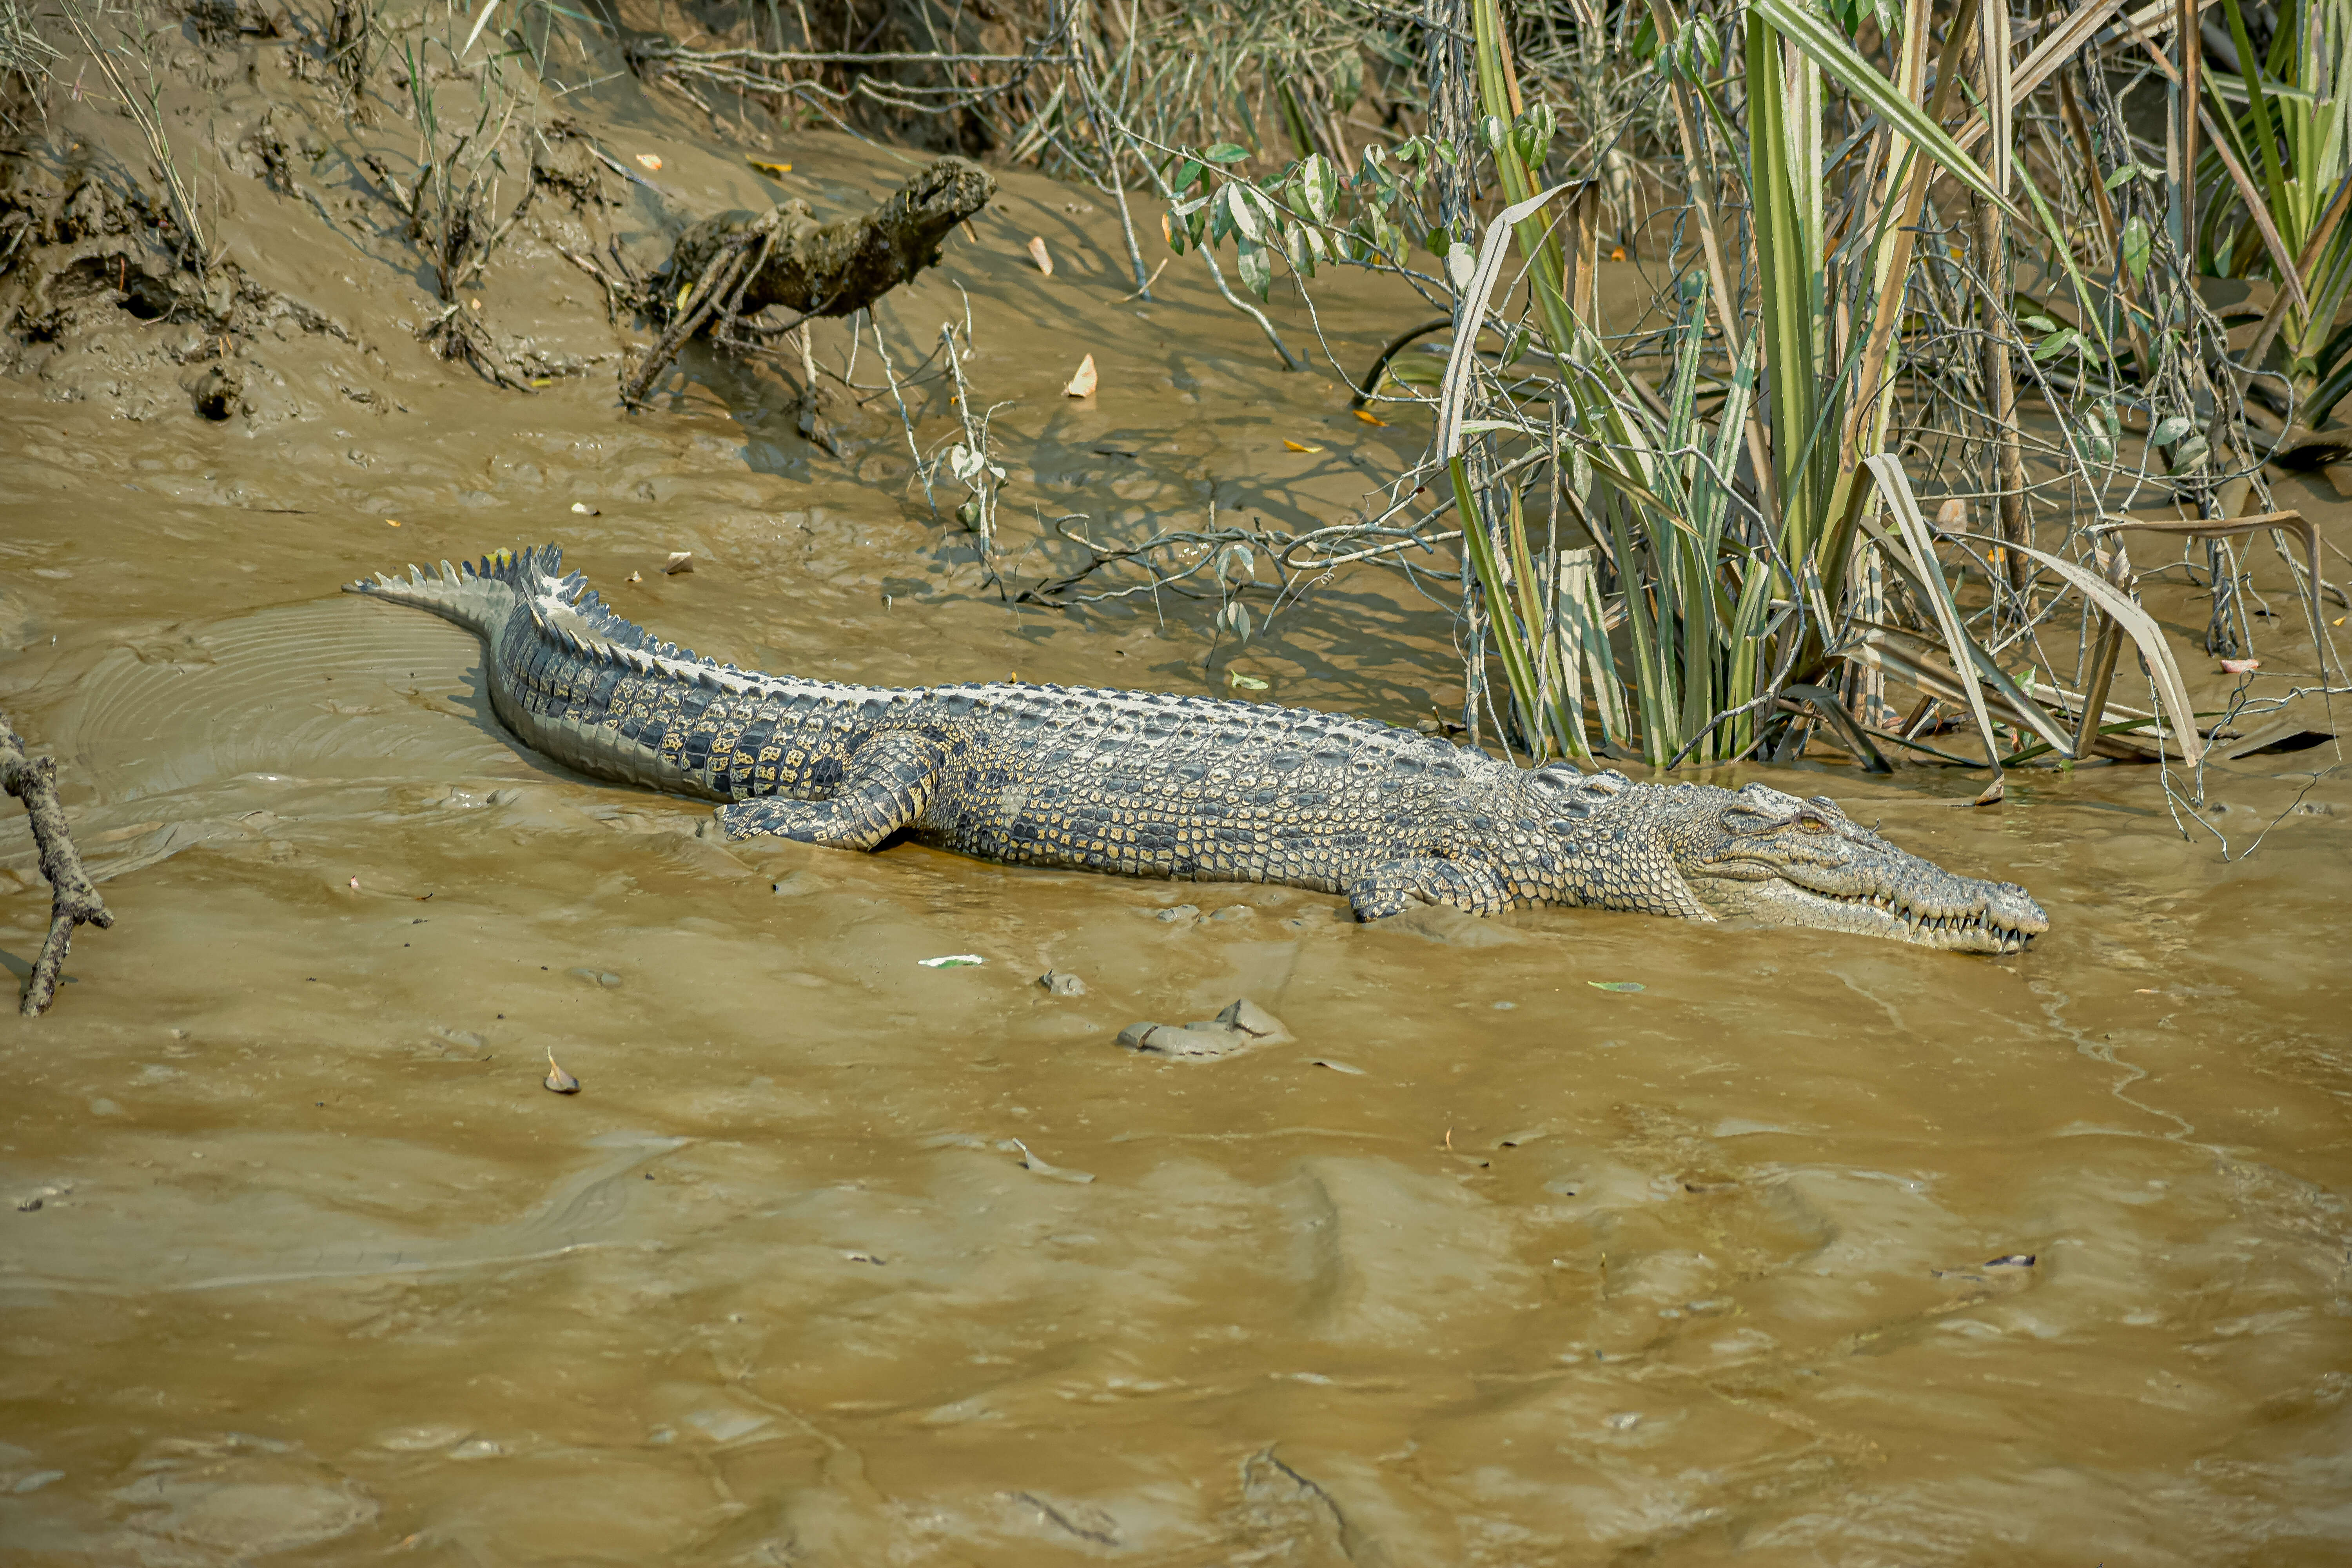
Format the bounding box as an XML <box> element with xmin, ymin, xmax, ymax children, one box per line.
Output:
<box><xmin>918</xmin><ymin>954</ymin><xmax>985</xmax><ymax>968</ymax></box>
<box><xmin>570</xmin><ymin>501</ymin><xmax>599</xmax><ymax>515</ymax></box>
<box><xmin>1972</xmin><ymin>775</ymin><xmax>2006</xmax><ymax>807</ymax></box>
<box><xmin>1027</xmin><ymin>236</ymin><xmax>1053</xmax><ymax>276</ymax></box>
<box><xmin>347</xmin><ymin>877</ymin><xmax>360</xmax><ymax>891</ymax></box>
<box><xmin>626</xmin><ymin>570</ymin><xmax>642</xmax><ymax>584</ymax></box>
<box><xmin>2220</xmin><ymin>657</ymin><xmax>2261</xmax><ymax>673</ymax></box>
<box><xmin>1588</xmin><ymin>980</ymin><xmax>1644</xmax><ymax>992</ymax></box>
<box><xmin>1063</xmin><ymin>352</ymin><xmax>1097</xmax><ymax>397</ymax></box>
<box><xmin>1985</xmin><ymin>1253</ymin><xmax>2036</xmax><ymax>1268</ymax></box>
<box><xmin>746</xmin><ymin>156</ymin><xmax>792</xmax><ymax>176</ymax></box>
<box><xmin>1228</xmin><ymin>671</ymin><xmax>1269</xmax><ymax>690</ymax></box>
<box><xmin>1283</xmin><ymin>439</ymin><xmax>1325</xmax><ymax>453</ymax></box>
<box><xmin>635</xmin><ymin>153</ymin><xmax>663</xmax><ymax>171</ymax></box>
<box><xmin>385</xmin><ymin>518</ymin><xmax>401</xmax><ymax>527</ymax></box>
<box><xmin>529</xmin><ymin>377</ymin><xmax>552</xmax><ymax>388</ymax></box>
<box><xmin>1354</xmin><ymin>408</ymin><xmax>1388</xmax><ymax>426</ymax></box>
<box><xmin>1934</xmin><ymin>497</ymin><xmax>1967</xmax><ymax>531</ymax></box>
<box><xmin>662</xmin><ymin>551</ymin><xmax>694</xmax><ymax>575</ymax></box>
<box><xmin>1608</xmin><ymin>245</ymin><xmax>1627</xmax><ymax>261</ymax></box>
<box><xmin>544</xmin><ymin>1052</ymin><xmax>580</xmax><ymax>1094</ymax></box>
<box><xmin>467</xmin><ymin>297</ymin><xmax>481</xmax><ymax>312</ymax></box>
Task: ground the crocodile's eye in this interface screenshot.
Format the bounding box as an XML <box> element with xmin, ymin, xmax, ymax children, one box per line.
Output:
<box><xmin>1797</xmin><ymin>813</ymin><xmax>1832</xmax><ymax>833</ymax></box>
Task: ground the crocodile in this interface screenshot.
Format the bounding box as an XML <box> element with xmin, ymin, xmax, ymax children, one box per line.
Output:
<box><xmin>345</xmin><ymin>546</ymin><xmax>2047</xmax><ymax>953</ymax></box>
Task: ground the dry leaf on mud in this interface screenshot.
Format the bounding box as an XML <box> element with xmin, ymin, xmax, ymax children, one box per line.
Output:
<box><xmin>1934</xmin><ymin>497</ymin><xmax>1967</xmax><ymax>532</ymax></box>
<box><xmin>544</xmin><ymin>1053</ymin><xmax>580</xmax><ymax>1094</ymax></box>
<box><xmin>662</xmin><ymin>552</ymin><xmax>694</xmax><ymax>575</ymax></box>
<box><xmin>1588</xmin><ymin>980</ymin><xmax>1644</xmax><ymax>993</ymax></box>
<box><xmin>1027</xmin><ymin>236</ymin><xmax>1054</xmax><ymax>276</ymax></box>
<box><xmin>746</xmin><ymin>156</ymin><xmax>792</xmax><ymax>176</ymax></box>
<box><xmin>1064</xmin><ymin>354</ymin><xmax>1097</xmax><ymax>397</ymax></box>
<box><xmin>1354</xmin><ymin>409</ymin><xmax>1388</xmax><ymax>426</ymax></box>
<box><xmin>2220</xmin><ymin>657</ymin><xmax>2261</xmax><ymax>673</ymax></box>
<box><xmin>635</xmin><ymin>153</ymin><xmax>663</xmax><ymax>171</ymax></box>
<box><xmin>385</xmin><ymin>518</ymin><xmax>401</xmax><ymax>527</ymax></box>
<box><xmin>1970</xmin><ymin>775</ymin><xmax>2006</xmax><ymax>807</ymax></box>
<box><xmin>1283</xmin><ymin>439</ymin><xmax>1324</xmax><ymax>453</ymax></box>
<box><xmin>626</xmin><ymin>570</ymin><xmax>642</xmax><ymax>584</ymax></box>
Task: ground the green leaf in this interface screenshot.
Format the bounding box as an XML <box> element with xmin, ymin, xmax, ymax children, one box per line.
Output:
<box><xmin>1202</xmin><ymin>143</ymin><xmax>1249</xmax><ymax>164</ymax></box>
<box><xmin>2017</xmin><ymin>314</ymin><xmax>2062</xmax><ymax>333</ymax></box>
<box><xmin>2121</xmin><ymin>215</ymin><xmax>2152</xmax><ymax>283</ymax></box>
<box><xmin>1747</xmin><ymin>0</ymin><xmax>2020</xmax><ymax>215</ymax></box>
<box><xmin>2029</xmin><ymin>328</ymin><xmax>2081</xmax><ymax>360</ymax></box>
<box><xmin>1295</xmin><ymin>151</ymin><xmax>1336</xmax><ymax>224</ymax></box>
<box><xmin>1235</xmin><ymin>238</ymin><xmax>1272</xmax><ymax>299</ymax></box>
<box><xmin>1174</xmin><ymin>159</ymin><xmax>1204</xmax><ymax>194</ymax></box>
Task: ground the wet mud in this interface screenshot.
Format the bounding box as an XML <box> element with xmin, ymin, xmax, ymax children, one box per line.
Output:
<box><xmin>4</xmin><ymin>26</ymin><xmax>2352</xmax><ymax>1568</ymax></box>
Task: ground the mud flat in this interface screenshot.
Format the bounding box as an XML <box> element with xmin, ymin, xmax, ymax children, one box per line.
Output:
<box><xmin>2</xmin><ymin>7</ymin><xmax>2350</xmax><ymax>1564</ymax></box>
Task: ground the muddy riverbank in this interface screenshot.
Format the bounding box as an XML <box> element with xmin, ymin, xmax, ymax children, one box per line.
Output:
<box><xmin>3</xmin><ymin>9</ymin><xmax>2351</xmax><ymax>1565</ymax></box>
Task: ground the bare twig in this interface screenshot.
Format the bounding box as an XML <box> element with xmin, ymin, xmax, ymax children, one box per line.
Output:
<box><xmin>0</xmin><ymin>713</ymin><xmax>112</xmax><ymax>1016</ymax></box>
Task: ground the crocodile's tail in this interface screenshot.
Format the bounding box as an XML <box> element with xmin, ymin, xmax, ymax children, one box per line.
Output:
<box><xmin>343</xmin><ymin>543</ymin><xmax>583</xmax><ymax>639</ymax></box>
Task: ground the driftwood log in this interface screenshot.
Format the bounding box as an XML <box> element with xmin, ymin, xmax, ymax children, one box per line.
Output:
<box><xmin>0</xmin><ymin>712</ymin><xmax>111</xmax><ymax>1016</ymax></box>
<box><xmin>621</xmin><ymin>155</ymin><xmax>996</xmax><ymax>408</ymax></box>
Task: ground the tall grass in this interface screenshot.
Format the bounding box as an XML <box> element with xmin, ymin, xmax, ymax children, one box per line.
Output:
<box><xmin>1155</xmin><ymin>0</ymin><xmax>2340</xmax><ymax>788</ymax></box>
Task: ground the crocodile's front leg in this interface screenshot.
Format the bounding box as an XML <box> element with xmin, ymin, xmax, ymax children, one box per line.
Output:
<box><xmin>1346</xmin><ymin>857</ymin><xmax>1508</xmax><ymax>921</ymax></box>
<box><xmin>719</xmin><ymin>730</ymin><xmax>946</xmax><ymax>851</ymax></box>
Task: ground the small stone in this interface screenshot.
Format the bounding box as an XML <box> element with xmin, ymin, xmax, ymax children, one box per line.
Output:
<box><xmin>662</xmin><ymin>551</ymin><xmax>694</xmax><ymax>575</ymax></box>
<box><xmin>1039</xmin><ymin>969</ymin><xmax>1087</xmax><ymax>996</ymax></box>
<box><xmin>1154</xmin><ymin>904</ymin><xmax>1200</xmax><ymax>924</ymax></box>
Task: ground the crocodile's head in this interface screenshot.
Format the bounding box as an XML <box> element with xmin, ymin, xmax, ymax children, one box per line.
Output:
<box><xmin>1659</xmin><ymin>782</ymin><xmax>2047</xmax><ymax>953</ymax></box>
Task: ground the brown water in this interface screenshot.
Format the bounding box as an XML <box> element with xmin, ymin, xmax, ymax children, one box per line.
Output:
<box><xmin>4</xmin><ymin>44</ymin><xmax>2352</xmax><ymax>1566</ymax></box>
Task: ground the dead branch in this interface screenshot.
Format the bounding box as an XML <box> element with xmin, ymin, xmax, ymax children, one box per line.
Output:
<box><xmin>622</xmin><ymin>156</ymin><xmax>995</xmax><ymax>408</ymax></box>
<box><xmin>0</xmin><ymin>711</ymin><xmax>111</xmax><ymax>1016</ymax></box>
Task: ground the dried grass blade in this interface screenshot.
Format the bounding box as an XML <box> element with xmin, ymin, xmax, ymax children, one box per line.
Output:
<box><xmin>1953</xmin><ymin>531</ymin><xmax>2205</xmax><ymax>765</ymax></box>
<box><xmin>1862</xmin><ymin>456</ymin><xmax>2004</xmax><ymax>763</ymax></box>
<box><xmin>1437</xmin><ymin>181</ymin><xmax>1579</xmax><ymax>460</ymax></box>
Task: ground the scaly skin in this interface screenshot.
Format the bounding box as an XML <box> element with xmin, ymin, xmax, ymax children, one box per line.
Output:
<box><xmin>345</xmin><ymin>546</ymin><xmax>2048</xmax><ymax>953</ymax></box>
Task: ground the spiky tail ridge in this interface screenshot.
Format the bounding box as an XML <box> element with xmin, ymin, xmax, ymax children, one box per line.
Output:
<box><xmin>343</xmin><ymin>544</ymin><xmax>583</xmax><ymax>640</ymax></box>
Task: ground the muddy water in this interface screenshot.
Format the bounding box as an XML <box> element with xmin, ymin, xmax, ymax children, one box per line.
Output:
<box><xmin>4</xmin><ymin>104</ymin><xmax>2352</xmax><ymax>1568</ymax></box>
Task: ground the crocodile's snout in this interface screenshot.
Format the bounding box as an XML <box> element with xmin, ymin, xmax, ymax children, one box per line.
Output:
<box><xmin>1673</xmin><ymin>784</ymin><xmax>2049</xmax><ymax>953</ymax></box>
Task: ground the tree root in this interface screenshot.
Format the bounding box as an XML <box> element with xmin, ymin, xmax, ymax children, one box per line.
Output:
<box><xmin>621</xmin><ymin>155</ymin><xmax>995</xmax><ymax>409</ymax></box>
<box><xmin>0</xmin><ymin>713</ymin><xmax>112</xmax><ymax>1016</ymax></box>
